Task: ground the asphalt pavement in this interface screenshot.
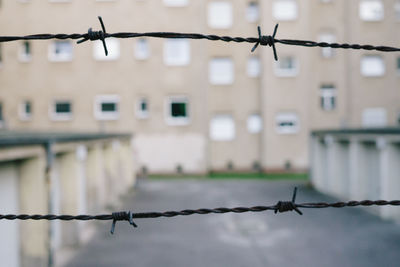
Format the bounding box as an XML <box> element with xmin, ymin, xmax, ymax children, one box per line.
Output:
<box><xmin>66</xmin><ymin>179</ymin><xmax>400</xmax><ymax>267</ymax></box>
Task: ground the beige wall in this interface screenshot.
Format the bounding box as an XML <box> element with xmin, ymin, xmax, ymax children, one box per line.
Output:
<box><xmin>1</xmin><ymin>0</ymin><xmax>399</xmax><ymax>173</ymax></box>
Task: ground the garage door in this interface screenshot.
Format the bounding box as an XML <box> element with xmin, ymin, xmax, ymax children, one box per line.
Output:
<box><xmin>0</xmin><ymin>162</ymin><xmax>20</xmax><ymax>267</ymax></box>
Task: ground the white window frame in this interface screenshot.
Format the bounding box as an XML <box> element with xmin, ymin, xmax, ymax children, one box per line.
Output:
<box><xmin>362</xmin><ymin>108</ymin><xmax>387</xmax><ymax>127</ymax></box>
<box><xmin>320</xmin><ymin>85</ymin><xmax>336</xmax><ymax>111</ymax></box>
<box><xmin>163</xmin><ymin>0</ymin><xmax>188</xmax><ymax>7</ymax></box>
<box><xmin>247</xmin><ymin>114</ymin><xmax>262</xmax><ymax>134</ymax></box>
<box><xmin>209</xmin><ymin>58</ymin><xmax>234</xmax><ymax>85</ymax></box>
<box><xmin>19</xmin><ymin>101</ymin><xmax>32</xmax><ymax>121</ymax></box>
<box><xmin>48</xmin><ymin>41</ymin><xmax>73</xmax><ymax>62</ymax></box>
<box><xmin>275</xmin><ymin>112</ymin><xmax>299</xmax><ymax>134</ymax></box>
<box><xmin>50</xmin><ymin>100</ymin><xmax>72</xmax><ymax>121</ymax></box>
<box><xmin>247</xmin><ymin>56</ymin><xmax>261</xmax><ymax>78</ymax></box>
<box><xmin>136</xmin><ymin>97</ymin><xmax>149</xmax><ymax>119</ymax></box>
<box><xmin>94</xmin><ymin>95</ymin><xmax>120</xmax><ymax>121</ymax></box>
<box><xmin>93</xmin><ymin>38</ymin><xmax>120</xmax><ymax>61</ymax></box>
<box><xmin>318</xmin><ymin>33</ymin><xmax>336</xmax><ymax>58</ymax></box>
<box><xmin>360</xmin><ymin>55</ymin><xmax>385</xmax><ymax>77</ymax></box>
<box><xmin>165</xmin><ymin>96</ymin><xmax>190</xmax><ymax>126</ymax></box>
<box><xmin>395</xmin><ymin>2</ymin><xmax>400</xmax><ymax>21</ymax></box>
<box><xmin>272</xmin><ymin>0</ymin><xmax>298</xmax><ymax>21</ymax></box>
<box><xmin>246</xmin><ymin>2</ymin><xmax>260</xmax><ymax>23</ymax></box>
<box><xmin>135</xmin><ymin>38</ymin><xmax>150</xmax><ymax>60</ymax></box>
<box><xmin>163</xmin><ymin>39</ymin><xmax>190</xmax><ymax>66</ymax></box>
<box><xmin>18</xmin><ymin>41</ymin><xmax>31</xmax><ymax>62</ymax></box>
<box><xmin>274</xmin><ymin>56</ymin><xmax>298</xmax><ymax>77</ymax></box>
<box><xmin>210</xmin><ymin>114</ymin><xmax>236</xmax><ymax>141</ymax></box>
<box><xmin>359</xmin><ymin>0</ymin><xmax>384</xmax><ymax>21</ymax></box>
<box><xmin>207</xmin><ymin>1</ymin><xmax>233</xmax><ymax>29</ymax></box>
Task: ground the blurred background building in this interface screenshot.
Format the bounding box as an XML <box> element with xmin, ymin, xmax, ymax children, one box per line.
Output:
<box><xmin>0</xmin><ymin>0</ymin><xmax>399</xmax><ymax>174</ymax></box>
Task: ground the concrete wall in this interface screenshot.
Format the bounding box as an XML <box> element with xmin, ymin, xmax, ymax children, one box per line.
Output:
<box><xmin>0</xmin><ymin>136</ymin><xmax>136</xmax><ymax>267</ymax></box>
<box><xmin>311</xmin><ymin>132</ymin><xmax>400</xmax><ymax>221</ymax></box>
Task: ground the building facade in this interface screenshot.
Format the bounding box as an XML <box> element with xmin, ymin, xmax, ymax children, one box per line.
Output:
<box><xmin>0</xmin><ymin>0</ymin><xmax>399</xmax><ymax>174</ymax></box>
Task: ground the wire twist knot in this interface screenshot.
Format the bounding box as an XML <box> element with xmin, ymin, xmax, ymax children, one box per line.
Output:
<box><xmin>110</xmin><ymin>211</ymin><xmax>137</xmax><ymax>235</ymax></box>
<box><xmin>77</xmin><ymin>16</ymin><xmax>108</xmax><ymax>56</ymax></box>
<box><xmin>251</xmin><ymin>24</ymin><xmax>279</xmax><ymax>61</ymax></box>
<box><xmin>274</xmin><ymin>187</ymin><xmax>303</xmax><ymax>215</ymax></box>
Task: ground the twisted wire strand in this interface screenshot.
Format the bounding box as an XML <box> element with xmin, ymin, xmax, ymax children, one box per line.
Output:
<box><xmin>1</xmin><ymin>31</ymin><xmax>399</xmax><ymax>52</ymax></box>
<box><xmin>1</xmin><ymin>200</ymin><xmax>399</xmax><ymax>221</ymax></box>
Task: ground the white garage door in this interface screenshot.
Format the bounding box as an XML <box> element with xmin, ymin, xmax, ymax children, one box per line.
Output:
<box><xmin>0</xmin><ymin>162</ymin><xmax>20</xmax><ymax>267</ymax></box>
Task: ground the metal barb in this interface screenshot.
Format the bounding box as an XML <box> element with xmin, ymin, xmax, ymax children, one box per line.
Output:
<box><xmin>274</xmin><ymin>187</ymin><xmax>303</xmax><ymax>215</ymax></box>
<box><xmin>251</xmin><ymin>24</ymin><xmax>279</xmax><ymax>61</ymax></box>
<box><xmin>110</xmin><ymin>211</ymin><xmax>138</xmax><ymax>235</ymax></box>
<box><xmin>77</xmin><ymin>16</ymin><xmax>108</xmax><ymax>56</ymax></box>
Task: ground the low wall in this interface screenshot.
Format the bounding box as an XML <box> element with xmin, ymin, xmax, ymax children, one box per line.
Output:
<box><xmin>311</xmin><ymin>129</ymin><xmax>400</xmax><ymax>221</ymax></box>
<box><xmin>0</xmin><ymin>132</ymin><xmax>136</xmax><ymax>267</ymax></box>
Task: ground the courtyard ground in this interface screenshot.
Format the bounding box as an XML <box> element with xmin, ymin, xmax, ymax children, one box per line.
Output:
<box><xmin>66</xmin><ymin>178</ymin><xmax>400</xmax><ymax>267</ymax></box>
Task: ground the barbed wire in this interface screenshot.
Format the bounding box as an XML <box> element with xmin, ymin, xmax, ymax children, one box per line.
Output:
<box><xmin>0</xmin><ymin>17</ymin><xmax>399</xmax><ymax>61</ymax></box>
<box><xmin>1</xmin><ymin>188</ymin><xmax>399</xmax><ymax>234</ymax></box>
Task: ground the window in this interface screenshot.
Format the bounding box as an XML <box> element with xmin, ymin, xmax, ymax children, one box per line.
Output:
<box><xmin>273</xmin><ymin>0</ymin><xmax>298</xmax><ymax>21</ymax></box>
<box><xmin>19</xmin><ymin>101</ymin><xmax>32</xmax><ymax>120</ymax></box>
<box><xmin>163</xmin><ymin>0</ymin><xmax>188</xmax><ymax>6</ymax></box>
<box><xmin>19</xmin><ymin>41</ymin><xmax>31</xmax><ymax>62</ymax></box>
<box><xmin>0</xmin><ymin>102</ymin><xmax>3</xmax><ymax>127</ymax></box>
<box><xmin>247</xmin><ymin>56</ymin><xmax>261</xmax><ymax>77</ymax></box>
<box><xmin>362</xmin><ymin>108</ymin><xmax>387</xmax><ymax>127</ymax></box>
<box><xmin>359</xmin><ymin>0</ymin><xmax>384</xmax><ymax>21</ymax></box>
<box><xmin>247</xmin><ymin>114</ymin><xmax>262</xmax><ymax>133</ymax></box>
<box><xmin>208</xmin><ymin>2</ymin><xmax>233</xmax><ymax>29</ymax></box>
<box><xmin>274</xmin><ymin>56</ymin><xmax>298</xmax><ymax>77</ymax></box>
<box><xmin>166</xmin><ymin>96</ymin><xmax>189</xmax><ymax>125</ymax></box>
<box><xmin>136</xmin><ymin>98</ymin><xmax>149</xmax><ymax>119</ymax></box>
<box><xmin>0</xmin><ymin>44</ymin><xmax>2</xmax><ymax>65</ymax></box>
<box><xmin>361</xmin><ymin>55</ymin><xmax>385</xmax><ymax>77</ymax></box>
<box><xmin>209</xmin><ymin>58</ymin><xmax>234</xmax><ymax>84</ymax></box>
<box><xmin>48</xmin><ymin>41</ymin><xmax>73</xmax><ymax>62</ymax></box>
<box><xmin>275</xmin><ymin>112</ymin><xmax>299</xmax><ymax>134</ymax></box>
<box><xmin>210</xmin><ymin>115</ymin><xmax>235</xmax><ymax>141</ymax></box>
<box><xmin>163</xmin><ymin>39</ymin><xmax>190</xmax><ymax>66</ymax></box>
<box><xmin>51</xmin><ymin>101</ymin><xmax>72</xmax><ymax>121</ymax></box>
<box><xmin>320</xmin><ymin>85</ymin><xmax>336</xmax><ymax>111</ymax></box>
<box><xmin>396</xmin><ymin>2</ymin><xmax>400</xmax><ymax>20</ymax></box>
<box><xmin>246</xmin><ymin>2</ymin><xmax>259</xmax><ymax>22</ymax></box>
<box><xmin>94</xmin><ymin>95</ymin><xmax>120</xmax><ymax>120</ymax></box>
<box><xmin>397</xmin><ymin>57</ymin><xmax>400</xmax><ymax>74</ymax></box>
<box><xmin>135</xmin><ymin>38</ymin><xmax>150</xmax><ymax>60</ymax></box>
<box><xmin>93</xmin><ymin>38</ymin><xmax>120</xmax><ymax>61</ymax></box>
<box><xmin>318</xmin><ymin>33</ymin><xmax>335</xmax><ymax>58</ymax></box>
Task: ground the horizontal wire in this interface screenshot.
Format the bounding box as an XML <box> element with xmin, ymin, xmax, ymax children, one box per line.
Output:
<box><xmin>1</xmin><ymin>186</ymin><xmax>399</xmax><ymax>235</ymax></box>
<box><xmin>1</xmin><ymin>31</ymin><xmax>399</xmax><ymax>52</ymax></box>
<box><xmin>0</xmin><ymin>16</ymin><xmax>399</xmax><ymax>61</ymax></box>
<box><xmin>1</xmin><ymin>200</ymin><xmax>399</xmax><ymax>221</ymax></box>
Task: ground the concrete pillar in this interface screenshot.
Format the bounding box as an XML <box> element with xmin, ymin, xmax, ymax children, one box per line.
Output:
<box><xmin>58</xmin><ymin>146</ymin><xmax>87</xmax><ymax>246</ymax></box>
<box><xmin>120</xmin><ymin>139</ymin><xmax>135</xmax><ymax>189</ymax></box>
<box><xmin>325</xmin><ymin>135</ymin><xmax>337</xmax><ymax>196</ymax></box>
<box><xmin>379</xmin><ymin>140</ymin><xmax>400</xmax><ymax>220</ymax></box>
<box><xmin>310</xmin><ymin>135</ymin><xmax>324</xmax><ymax>191</ymax></box>
<box><xmin>86</xmin><ymin>144</ymin><xmax>106</xmax><ymax>213</ymax></box>
<box><xmin>19</xmin><ymin>156</ymin><xmax>48</xmax><ymax>267</ymax></box>
<box><xmin>349</xmin><ymin>138</ymin><xmax>364</xmax><ymax>200</ymax></box>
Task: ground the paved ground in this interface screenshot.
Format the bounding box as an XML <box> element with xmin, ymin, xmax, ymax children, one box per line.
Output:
<box><xmin>67</xmin><ymin>179</ymin><xmax>400</xmax><ymax>267</ymax></box>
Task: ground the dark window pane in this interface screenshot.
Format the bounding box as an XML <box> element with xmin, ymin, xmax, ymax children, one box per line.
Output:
<box><xmin>25</xmin><ymin>102</ymin><xmax>31</xmax><ymax>114</ymax></box>
<box><xmin>55</xmin><ymin>102</ymin><xmax>71</xmax><ymax>113</ymax></box>
<box><xmin>101</xmin><ymin>102</ymin><xmax>117</xmax><ymax>112</ymax></box>
<box><xmin>141</xmin><ymin>101</ymin><xmax>147</xmax><ymax>111</ymax></box>
<box><xmin>0</xmin><ymin>103</ymin><xmax>3</xmax><ymax>121</ymax></box>
<box><xmin>24</xmin><ymin>41</ymin><xmax>31</xmax><ymax>55</ymax></box>
<box><xmin>171</xmin><ymin>102</ymin><xmax>187</xmax><ymax>117</ymax></box>
<box><xmin>397</xmin><ymin>57</ymin><xmax>400</xmax><ymax>70</ymax></box>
